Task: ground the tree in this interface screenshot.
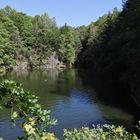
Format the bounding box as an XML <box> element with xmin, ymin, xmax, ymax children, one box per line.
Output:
<box><xmin>58</xmin><ymin>24</ymin><xmax>76</xmax><ymax>67</ymax></box>
<box><xmin>0</xmin><ymin>22</ymin><xmax>15</xmax><ymax>70</ymax></box>
<box><xmin>8</xmin><ymin>10</ymin><xmax>35</xmax><ymax>47</ymax></box>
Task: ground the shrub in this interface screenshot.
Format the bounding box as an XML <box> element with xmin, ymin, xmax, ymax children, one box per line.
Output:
<box><xmin>63</xmin><ymin>125</ymin><xmax>139</xmax><ymax>140</ymax></box>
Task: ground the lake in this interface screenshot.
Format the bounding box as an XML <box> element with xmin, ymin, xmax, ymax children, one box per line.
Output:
<box><xmin>0</xmin><ymin>69</ymin><xmax>139</xmax><ymax>139</ymax></box>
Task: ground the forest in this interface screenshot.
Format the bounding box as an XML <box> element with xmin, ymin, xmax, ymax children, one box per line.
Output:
<box><xmin>0</xmin><ymin>0</ymin><xmax>140</xmax><ymax>139</ymax></box>
<box><xmin>0</xmin><ymin>0</ymin><xmax>140</xmax><ymax>101</ymax></box>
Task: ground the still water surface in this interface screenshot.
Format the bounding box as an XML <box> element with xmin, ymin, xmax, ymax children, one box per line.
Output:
<box><xmin>0</xmin><ymin>69</ymin><xmax>137</xmax><ymax>139</ymax></box>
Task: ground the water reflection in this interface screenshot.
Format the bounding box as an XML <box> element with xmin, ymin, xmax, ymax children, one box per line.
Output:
<box><xmin>0</xmin><ymin>69</ymin><xmax>138</xmax><ymax>139</ymax></box>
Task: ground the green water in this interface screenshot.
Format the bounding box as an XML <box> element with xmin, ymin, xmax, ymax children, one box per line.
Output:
<box><xmin>0</xmin><ymin>69</ymin><xmax>137</xmax><ymax>139</ymax></box>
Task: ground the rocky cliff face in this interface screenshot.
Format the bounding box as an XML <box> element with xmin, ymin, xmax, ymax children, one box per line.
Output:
<box><xmin>13</xmin><ymin>52</ymin><xmax>66</xmax><ymax>71</ymax></box>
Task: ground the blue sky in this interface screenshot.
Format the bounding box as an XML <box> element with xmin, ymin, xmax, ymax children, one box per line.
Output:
<box><xmin>0</xmin><ymin>0</ymin><xmax>123</xmax><ymax>27</ymax></box>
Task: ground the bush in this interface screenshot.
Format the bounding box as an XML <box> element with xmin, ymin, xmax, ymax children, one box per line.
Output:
<box><xmin>63</xmin><ymin>125</ymin><xmax>139</xmax><ymax>140</ymax></box>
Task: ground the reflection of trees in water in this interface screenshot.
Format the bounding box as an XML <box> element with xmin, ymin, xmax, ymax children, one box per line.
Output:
<box><xmin>8</xmin><ymin>69</ymin><xmax>62</xmax><ymax>81</ymax></box>
<box><xmin>4</xmin><ymin>69</ymin><xmax>77</xmax><ymax>107</ymax></box>
<box><xmin>78</xmin><ymin>70</ymin><xmax>132</xmax><ymax>107</ymax></box>
<box><xmin>77</xmin><ymin>70</ymin><xmax>134</xmax><ymax>123</ymax></box>
<box><xmin>54</xmin><ymin>69</ymin><xmax>76</xmax><ymax>96</ymax></box>
<box><xmin>11</xmin><ymin>69</ymin><xmax>29</xmax><ymax>78</ymax></box>
<box><xmin>77</xmin><ymin>70</ymin><xmax>140</xmax><ymax>130</ymax></box>
<box><xmin>42</xmin><ymin>69</ymin><xmax>60</xmax><ymax>81</ymax></box>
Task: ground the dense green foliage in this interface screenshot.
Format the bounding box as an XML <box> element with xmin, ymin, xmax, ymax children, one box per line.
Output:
<box><xmin>0</xmin><ymin>6</ymin><xmax>76</xmax><ymax>71</ymax></box>
<box><xmin>0</xmin><ymin>80</ymin><xmax>139</xmax><ymax>140</ymax></box>
<box><xmin>63</xmin><ymin>125</ymin><xmax>139</xmax><ymax>140</ymax></box>
<box><xmin>77</xmin><ymin>0</ymin><xmax>140</xmax><ymax>101</ymax></box>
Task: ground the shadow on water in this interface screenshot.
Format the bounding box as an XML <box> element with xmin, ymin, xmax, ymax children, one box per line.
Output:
<box><xmin>78</xmin><ymin>69</ymin><xmax>140</xmax><ymax>134</ymax></box>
